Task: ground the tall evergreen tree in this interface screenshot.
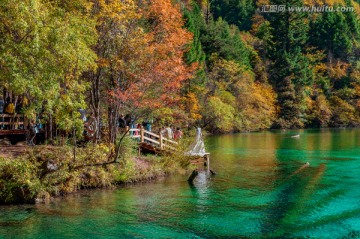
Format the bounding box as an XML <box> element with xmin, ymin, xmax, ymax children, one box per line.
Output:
<box><xmin>211</xmin><ymin>0</ymin><xmax>255</xmax><ymax>31</ymax></box>
<box><xmin>200</xmin><ymin>18</ymin><xmax>252</xmax><ymax>68</ymax></box>
<box><xmin>183</xmin><ymin>1</ymin><xmax>206</xmax><ymax>88</ymax></box>
<box><xmin>310</xmin><ymin>10</ymin><xmax>352</xmax><ymax>60</ymax></box>
<box><xmin>266</xmin><ymin>0</ymin><xmax>312</xmax><ymax>128</ymax></box>
<box><xmin>182</xmin><ymin>1</ymin><xmax>207</xmax><ymax>123</ymax></box>
<box><xmin>184</xmin><ymin>2</ymin><xmax>206</xmax><ymax>66</ymax></box>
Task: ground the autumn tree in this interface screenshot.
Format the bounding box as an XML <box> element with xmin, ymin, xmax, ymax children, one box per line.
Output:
<box><xmin>0</xmin><ymin>0</ymin><xmax>97</xmax><ymax>139</ymax></box>
<box><xmin>204</xmin><ymin>58</ymin><xmax>276</xmax><ymax>133</ymax></box>
<box><xmin>85</xmin><ymin>0</ymin><xmax>146</xmax><ymax>143</ymax></box>
<box><xmin>84</xmin><ymin>0</ymin><xmax>193</xmax><ymax>160</ymax></box>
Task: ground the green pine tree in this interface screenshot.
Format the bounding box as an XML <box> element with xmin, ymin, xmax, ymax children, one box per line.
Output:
<box><xmin>184</xmin><ymin>2</ymin><xmax>206</xmax><ymax>65</ymax></box>
<box><xmin>211</xmin><ymin>0</ymin><xmax>255</xmax><ymax>31</ymax></box>
<box><xmin>267</xmin><ymin>0</ymin><xmax>312</xmax><ymax>128</ymax></box>
<box><xmin>310</xmin><ymin>10</ymin><xmax>352</xmax><ymax>60</ymax></box>
<box><xmin>200</xmin><ymin>18</ymin><xmax>252</xmax><ymax>68</ymax></box>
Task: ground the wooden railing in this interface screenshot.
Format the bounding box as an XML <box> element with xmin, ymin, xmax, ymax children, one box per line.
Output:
<box><xmin>0</xmin><ymin>114</ymin><xmax>25</xmax><ymax>130</ymax></box>
<box><xmin>127</xmin><ymin>127</ymin><xmax>178</xmax><ymax>151</ymax></box>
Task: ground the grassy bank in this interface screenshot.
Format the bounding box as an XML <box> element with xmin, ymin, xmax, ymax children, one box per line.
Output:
<box><xmin>0</xmin><ymin>138</ymin><xmax>191</xmax><ymax>204</ymax></box>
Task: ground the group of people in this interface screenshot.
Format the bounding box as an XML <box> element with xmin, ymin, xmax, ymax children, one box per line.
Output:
<box><xmin>118</xmin><ymin>114</ymin><xmax>153</xmax><ymax>135</ymax></box>
<box><xmin>160</xmin><ymin>126</ymin><xmax>183</xmax><ymax>140</ymax></box>
<box><xmin>117</xmin><ymin>115</ymin><xmax>183</xmax><ymax>141</ymax></box>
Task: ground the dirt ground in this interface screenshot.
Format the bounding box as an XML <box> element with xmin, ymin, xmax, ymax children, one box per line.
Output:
<box><xmin>0</xmin><ymin>145</ymin><xmax>29</xmax><ymax>158</ymax></box>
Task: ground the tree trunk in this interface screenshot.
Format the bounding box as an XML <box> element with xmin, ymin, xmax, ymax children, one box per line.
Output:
<box><xmin>49</xmin><ymin>114</ymin><xmax>53</xmax><ymax>142</ymax></box>
<box><xmin>73</xmin><ymin>127</ymin><xmax>76</xmax><ymax>162</ymax></box>
<box><xmin>108</xmin><ymin>104</ymin><xmax>119</xmax><ymax>144</ymax></box>
<box><xmin>114</xmin><ymin>129</ymin><xmax>129</xmax><ymax>163</ymax></box>
<box><xmin>90</xmin><ymin>70</ymin><xmax>102</xmax><ymax>144</ymax></box>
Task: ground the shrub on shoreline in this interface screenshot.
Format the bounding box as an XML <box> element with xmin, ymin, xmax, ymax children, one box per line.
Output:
<box><xmin>0</xmin><ymin>139</ymin><xmax>190</xmax><ymax>204</ymax></box>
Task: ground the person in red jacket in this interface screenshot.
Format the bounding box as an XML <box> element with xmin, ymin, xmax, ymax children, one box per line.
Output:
<box><xmin>174</xmin><ymin>127</ymin><xmax>183</xmax><ymax>140</ymax></box>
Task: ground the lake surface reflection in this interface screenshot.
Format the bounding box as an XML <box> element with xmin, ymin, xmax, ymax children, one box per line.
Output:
<box><xmin>1</xmin><ymin>129</ymin><xmax>360</xmax><ymax>238</ymax></box>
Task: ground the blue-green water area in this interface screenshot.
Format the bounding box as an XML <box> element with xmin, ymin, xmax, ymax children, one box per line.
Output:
<box><xmin>1</xmin><ymin>129</ymin><xmax>360</xmax><ymax>238</ymax></box>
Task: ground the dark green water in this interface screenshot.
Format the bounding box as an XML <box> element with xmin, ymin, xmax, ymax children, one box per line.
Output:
<box><xmin>1</xmin><ymin>129</ymin><xmax>360</xmax><ymax>238</ymax></box>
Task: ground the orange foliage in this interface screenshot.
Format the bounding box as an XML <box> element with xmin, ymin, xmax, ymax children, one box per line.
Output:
<box><xmin>142</xmin><ymin>0</ymin><xmax>194</xmax><ymax>95</ymax></box>
<box><xmin>111</xmin><ymin>0</ymin><xmax>195</xmax><ymax>111</ymax></box>
<box><xmin>182</xmin><ymin>92</ymin><xmax>202</xmax><ymax>121</ymax></box>
<box><xmin>256</xmin><ymin>0</ymin><xmax>270</xmax><ymax>6</ymax></box>
<box><xmin>87</xmin><ymin>0</ymin><xmax>195</xmax><ymax>140</ymax></box>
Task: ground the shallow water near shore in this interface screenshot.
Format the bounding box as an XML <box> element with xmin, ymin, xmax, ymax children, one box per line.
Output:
<box><xmin>1</xmin><ymin>128</ymin><xmax>360</xmax><ymax>238</ymax></box>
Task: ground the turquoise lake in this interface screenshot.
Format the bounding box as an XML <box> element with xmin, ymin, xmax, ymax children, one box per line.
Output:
<box><xmin>1</xmin><ymin>129</ymin><xmax>360</xmax><ymax>238</ymax></box>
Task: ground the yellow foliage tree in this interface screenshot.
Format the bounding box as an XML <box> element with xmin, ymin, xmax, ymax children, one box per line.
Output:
<box><xmin>204</xmin><ymin>58</ymin><xmax>276</xmax><ymax>132</ymax></box>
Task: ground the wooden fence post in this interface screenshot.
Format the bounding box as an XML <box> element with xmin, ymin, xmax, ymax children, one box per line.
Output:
<box><xmin>159</xmin><ymin>133</ymin><xmax>163</xmax><ymax>150</ymax></box>
<box><xmin>206</xmin><ymin>154</ymin><xmax>210</xmax><ymax>174</ymax></box>
<box><xmin>140</xmin><ymin>126</ymin><xmax>144</xmax><ymax>143</ymax></box>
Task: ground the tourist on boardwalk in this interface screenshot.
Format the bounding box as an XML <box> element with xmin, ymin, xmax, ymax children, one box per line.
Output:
<box><xmin>160</xmin><ymin>127</ymin><xmax>166</xmax><ymax>137</ymax></box>
<box><xmin>27</xmin><ymin>119</ymin><xmax>39</xmax><ymax>146</ymax></box>
<box><xmin>135</xmin><ymin>123</ymin><xmax>142</xmax><ymax>141</ymax></box>
<box><xmin>131</xmin><ymin>123</ymin><xmax>137</xmax><ymax>136</ymax></box>
<box><xmin>142</xmin><ymin>119</ymin><xmax>152</xmax><ymax>132</ymax></box>
<box><xmin>125</xmin><ymin>114</ymin><xmax>131</xmax><ymax>126</ymax></box>
<box><xmin>118</xmin><ymin>114</ymin><xmax>126</xmax><ymax>132</ymax></box>
<box><xmin>125</xmin><ymin>114</ymin><xmax>135</xmax><ymax>135</ymax></box>
<box><xmin>165</xmin><ymin>125</ymin><xmax>173</xmax><ymax>139</ymax></box>
<box><xmin>136</xmin><ymin>123</ymin><xmax>142</xmax><ymax>131</ymax></box>
<box><xmin>174</xmin><ymin>127</ymin><xmax>183</xmax><ymax>140</ymax></box>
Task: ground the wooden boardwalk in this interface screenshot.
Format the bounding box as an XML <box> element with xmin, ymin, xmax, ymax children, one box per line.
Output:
<box><xmin>0</xmin><ymin>114</ymin><xmax>27</xmax><ymax>144</ymax></box>
<box><xmin>127</xmin><ymin>126</ymin><xmax>214</xmax><ymax>182</ymax></box>
<box><xmin>0</xmin><ymin>114</ymin><xmax>26</xmax><ymax>132</ymax></box>
<box><xmin>127</xmin><ymin>127</ymin><xmax>178</xmax><ymax>153</ymax></box>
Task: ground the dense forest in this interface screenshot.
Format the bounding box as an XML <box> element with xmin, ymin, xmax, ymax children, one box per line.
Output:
<box><xmin>1</xmin><ymin>0</ymin><xmax>360</xmax><ymax>139</ymax></box>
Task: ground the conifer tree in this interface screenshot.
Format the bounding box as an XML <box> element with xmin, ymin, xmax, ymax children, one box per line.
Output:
<box><xmin>200</xmin><ymin>18</ymin><xmax>251</xmax><ymax>68</ymax></box>
<box><xmin>267</xmin><ymin>0</ymin><xmax>312</xmax><ymax>128</ymax></box>
<box><xmin>311</xmin><ymin>10</ymin><xmax>352</xmax><ymax>60</ymax></box>
<box><xmin>211</xmin><ymin>0</ymin><xmax>255</xmax><ymax>31</ymax></box>
<box><xmin>184</xmin><ymin>2</ymin><xmax>206</xmax><ymax>66</ymax></box>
